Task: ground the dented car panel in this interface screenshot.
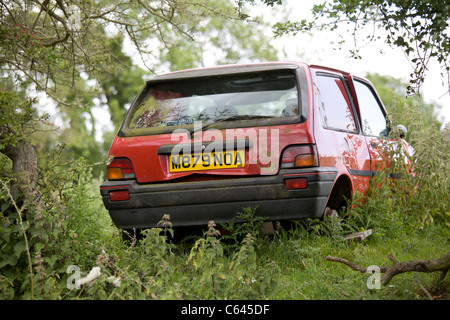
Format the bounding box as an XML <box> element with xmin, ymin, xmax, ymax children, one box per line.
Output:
<box><xmin>100</xmin><ymin>61</ymin><xmax>412</xmax><ymax>230</ymax></box>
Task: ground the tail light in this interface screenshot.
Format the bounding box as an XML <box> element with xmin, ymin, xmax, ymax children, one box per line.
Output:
<box><xmin>107</xmin><ymin>158</ymin><xmax>135</xmax><ymax>180</ymax></box>
<box><xmin>281</xmin><ymin>145</ymin><xmax>318</xmax><ymax>168</ymax></box>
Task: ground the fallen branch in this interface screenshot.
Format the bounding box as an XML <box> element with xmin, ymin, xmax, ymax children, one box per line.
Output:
<box><xmin>325</xmin><ymin>256</ymin><xmax>388</xmax><ymax>273</ymax></box>
<box><xmin>381</xmin><ymin>253</ymin><xmax>450</xmax><ymax>285</ymax></box>
<box><xmin>326</xmin><ymin>252</ymin><xmax>450</xmax><ymax>286</ymax></box>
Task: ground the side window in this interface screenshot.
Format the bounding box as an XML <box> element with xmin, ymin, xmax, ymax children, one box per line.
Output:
<box><xmin>354</xmin><ymin>80</ymin><xmax>389</xmax><ymax>137</ymax></box>
<box><xmin>315</xmin><ymin>75</ymin><xmax>357</xmax><ymax>132</ymax></box>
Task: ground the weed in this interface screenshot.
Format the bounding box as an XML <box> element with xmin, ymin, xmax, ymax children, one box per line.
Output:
<box><xmin>187</xmin><ymin>220</ymin><xmax>225</xmax><ymax>299</ymax></box>
<box><xmin>219</xmin><ymin>206</ymin><xmax>267</xmax><ymax>245</ymax></box>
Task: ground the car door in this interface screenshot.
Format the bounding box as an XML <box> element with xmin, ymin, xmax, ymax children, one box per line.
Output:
<box><xmin>313</xmin><ymin>72</ymin><xmax>372</xmax><ymax>194</ymax></box>
<box><xmin>351</xmin><ymin>78</ymin><xmax>393</xmax><ymax>175</ymax></box>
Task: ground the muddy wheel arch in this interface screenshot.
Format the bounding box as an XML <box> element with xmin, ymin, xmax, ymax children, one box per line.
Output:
<box><xmin>325</xmin><ymin>175</ymin><xmax>352</xmax><ymax>215</ymax></box>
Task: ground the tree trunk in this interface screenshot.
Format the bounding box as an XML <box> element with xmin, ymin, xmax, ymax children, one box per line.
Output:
<box><xmin>3</xmin><ymin>140</ymin><xmax>45</xmax><ymax>218</ymax></box>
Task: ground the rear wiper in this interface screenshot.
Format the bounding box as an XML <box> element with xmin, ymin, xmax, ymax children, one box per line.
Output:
<box><xmin>191</xmin><ymin>115</ymin><xmax>275</xmax><ymax>134</ymax></box>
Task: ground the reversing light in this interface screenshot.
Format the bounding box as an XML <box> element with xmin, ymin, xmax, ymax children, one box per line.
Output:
<box><xmin>107</xmin><ymin>158</ymin><xmax>135</xmax><ymax>180</ymax></box>
<box><xmin>281</xmin><ymin>145</ymin><xmax>317</xmax><ymax>168</ymax></box>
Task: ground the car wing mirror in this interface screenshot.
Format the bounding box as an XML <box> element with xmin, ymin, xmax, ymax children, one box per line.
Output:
<box><xmin>397</xmin><ymin>124</ymin><xmax>407</xmax><ymax>139</ymax></box>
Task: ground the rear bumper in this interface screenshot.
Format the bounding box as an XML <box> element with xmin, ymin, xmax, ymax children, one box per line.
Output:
<box><xmin>100</xmin><ymin>167</ymin><xmax>337</xmax><ymax>229</ymax></box>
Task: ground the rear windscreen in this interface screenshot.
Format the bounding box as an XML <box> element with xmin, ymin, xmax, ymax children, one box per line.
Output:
<box><xmin>123</xmin><ymin>69</ymin><xmax>300</xmax><ymax>134</ymax></box>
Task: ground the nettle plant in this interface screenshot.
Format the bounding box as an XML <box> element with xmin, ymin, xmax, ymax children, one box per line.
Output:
<box><xmin>187</xmin><ymin>217</ymin><xmax>280</xmax><ymax>299</ymax></box>
<box><xmin>0</xmin><ymin>156</ymin><xmax>108</xmax><ymax>299</ymax></box>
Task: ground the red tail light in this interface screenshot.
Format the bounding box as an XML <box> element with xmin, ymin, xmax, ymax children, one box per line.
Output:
<box><xmin>107</xmin><ymin>158</ymin><xmax>135</xmax><ymax>180</ymax></box>
<box><xmin>281</xmin><ymin>145</ymin><xmax>318</xmax><ymax>168</ymax></box>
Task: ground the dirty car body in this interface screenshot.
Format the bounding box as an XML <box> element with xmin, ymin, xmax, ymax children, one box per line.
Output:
<box><xmin>100</xmin><ymin>62</ymin><xmax>412</xmax><ymax>230</ymax></box>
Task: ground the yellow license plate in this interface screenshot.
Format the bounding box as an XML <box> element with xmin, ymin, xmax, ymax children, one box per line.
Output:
<box><xmin>169</xmin><ymin>150</ymin><xmax>245</xmax><ymax>172</ymax></box>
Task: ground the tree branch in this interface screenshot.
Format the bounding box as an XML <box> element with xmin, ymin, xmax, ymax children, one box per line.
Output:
<box><xmin>381</xmin><ymin>253</ymin><xmax>450</xmax><ymax>285</ymax></box>
<box><xmin>325</xmin><ymin>256</ymin><xmax>388</xmax><ymax>273</ymax></box>
<box><xmin>33</xmin><ymin>0</ymin><xmax>71</xmax><ymax>47</ymax></box>
<box><xmin>326</xmin><ymin>253</ymin><xmax>450</xmax><ymax>286</ymax></box>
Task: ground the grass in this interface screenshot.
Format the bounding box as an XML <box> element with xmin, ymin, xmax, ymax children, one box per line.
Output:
<box><xmin>89</xmin><ymin>206</ymin><xmax>449</xmax><ymax>300</ymax></box>
<box><xmin>263</xmin><ymin>224</ymin><xmax>449</xmax><ymax>300</ymax></box>
<box><xmin>2</xmin><ymin>167</ymin><xmax>448</xmax><ymax>300</ymax></box>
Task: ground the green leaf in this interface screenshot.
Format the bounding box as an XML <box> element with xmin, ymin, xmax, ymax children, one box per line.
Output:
<box><xmin>14</xmin><ymin>240</ymin><xmax>26</xmax><ymax>258</ymax></box>
<box><xmin>1</xmin><ymin>201</ymin><xmax>10</xmax><ymax>212</ymax></box>
<box><xmin>0</xmin><ymin>253</ymin><xmax>18</xmax><ymax>268</ymax></box>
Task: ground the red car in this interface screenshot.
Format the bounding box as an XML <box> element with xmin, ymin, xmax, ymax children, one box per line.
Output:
<box><xmin>100</xmin><ymin>62</ymin><xmax>412</xmax><ymax>232</ymax></box>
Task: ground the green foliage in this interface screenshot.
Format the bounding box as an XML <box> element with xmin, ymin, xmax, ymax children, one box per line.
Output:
<box><xmin>228</xmin><ymin>233</ymin><xmax>280</xmax><ymax>298</ymax></box>
<box><xmin>272</xmin><ymin>0</ymin><xmax>450</xmax><ymax>94</ymax></box>
<box><xmin>366</xmin><ymin>73</ymin><xmax>442</xmax><ymax>141</ymax></box>
<box><xmin>187</xmin><ymin>221</ymin><xmax>280</xmax><ymax>299</ymax></box>
<box><xmin>187</xmin><ymin>221</ymin><xmax>225</xmax><ymax>299</ymax></box>
<box><xmin>0</xmin><ymin>23</ymin><xmax>60</xmax><ymax>76</ymax></box>
<box><xmin>0</xmin><ymin>180</ymin><xmax>33</xmax><ymax>298</ymax></box>
<box><xmin>160</xmin><ymin>0</ymin><xmax>279</xmax><ymax>71</ymax></box>
<box><xmin>408</xmin><ymin>125</ymin><xmax>450</xmax><ymax>227</ymax></box>
<box><xmin>220</xmin><ymin>206</ymin><xmax>267</xmax><ymax>244</ymax></box>
<box><xmin>0</xmin><ymin>148</ymin><xmax>112</xmax><ymax>299</ymax></box>
<box><xmin>343</xmin><ymin>116</ymin><xmax>449</xmax><ymax>236</ymax></box>
<box><xmin>0</xmin><ymin>84</ymin><xmax>48</xmax><ymax>151</ymax></box>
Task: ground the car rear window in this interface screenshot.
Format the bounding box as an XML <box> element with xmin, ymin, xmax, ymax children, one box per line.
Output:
<box><xmin>123</xmin><ymin>69</ymin><xmax>300</xmax><ymax>135</ymax></box>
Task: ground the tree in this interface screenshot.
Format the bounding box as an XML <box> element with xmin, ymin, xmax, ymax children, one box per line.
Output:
<box><xmin>272</xmin><ymin>0</ymin><xmax>450</xmax><ymax>96</ymax></box>
<box><xmin>160</xmin><ymin>0</ymin><xmax>278</xmax><ymax>71</ymax></box>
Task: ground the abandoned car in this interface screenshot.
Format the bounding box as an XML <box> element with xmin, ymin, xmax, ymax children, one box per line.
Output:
<box><xmin>100</xmin><ymin>61</ymin><xmax>412</xmax><ymax>233</ymax></box>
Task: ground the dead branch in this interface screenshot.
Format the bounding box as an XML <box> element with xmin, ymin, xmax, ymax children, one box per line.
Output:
<box><xmin>414</xmin><ymin>276</ymin><xmax>432</xmax><ymax>300</ymax></box>
<box><xmin>381</xmin><ymin>253</ymin><xmax>450</xmax><ymax>286</ymax></box>
<box><xmin>326</xmin><ymin>252</ymin><xmax>450</xmax><ymax>286</ymax></box>
<box><xmin>325</xmin><ymin>256</ymin><xmax>388</xmax><ymax>273</ymax></box>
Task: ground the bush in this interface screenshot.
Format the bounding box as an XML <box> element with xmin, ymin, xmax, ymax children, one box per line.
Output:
<box><xmin>343</xmin><ymin>107</ymin><xmax>450</xmax><ymax>238</ymax></box>
<box><xmin>0</xmin><ymin>149</ymin><xmax>114</xmax><ymax>299</ymax></box>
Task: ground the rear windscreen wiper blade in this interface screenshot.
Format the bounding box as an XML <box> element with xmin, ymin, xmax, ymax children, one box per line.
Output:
<box><xmin>191</xmin><ymin>115</ymin><xmax>275</xmax><ymax>134</ymax></box>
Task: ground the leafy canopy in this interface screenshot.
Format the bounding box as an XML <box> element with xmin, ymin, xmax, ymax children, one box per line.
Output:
<box><xmin>272</xmin><ymin>0</ymin><xmax>450</xmax><ymax>96</ymax></box>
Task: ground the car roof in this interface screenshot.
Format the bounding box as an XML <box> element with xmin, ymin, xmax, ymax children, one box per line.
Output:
<box><xmin>147</xmin><ymin>61</ymin><xmax>308</xmax><ymax>83</ymax></box>
<box><xmin>145</xmin><ymin>61</ymin><xmax>371</xmax><ymax>90</ymax></box>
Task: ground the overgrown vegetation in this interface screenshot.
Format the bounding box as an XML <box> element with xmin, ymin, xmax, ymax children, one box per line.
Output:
<box><xmin>0</xmin><ymin>0</ymin><xmax>448</xmax><ymax>302</ymax></box>
<box><xmin>0</xmin><ymin>104</ymin><xmax>448</xmax><ymax>300</ymax></box>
